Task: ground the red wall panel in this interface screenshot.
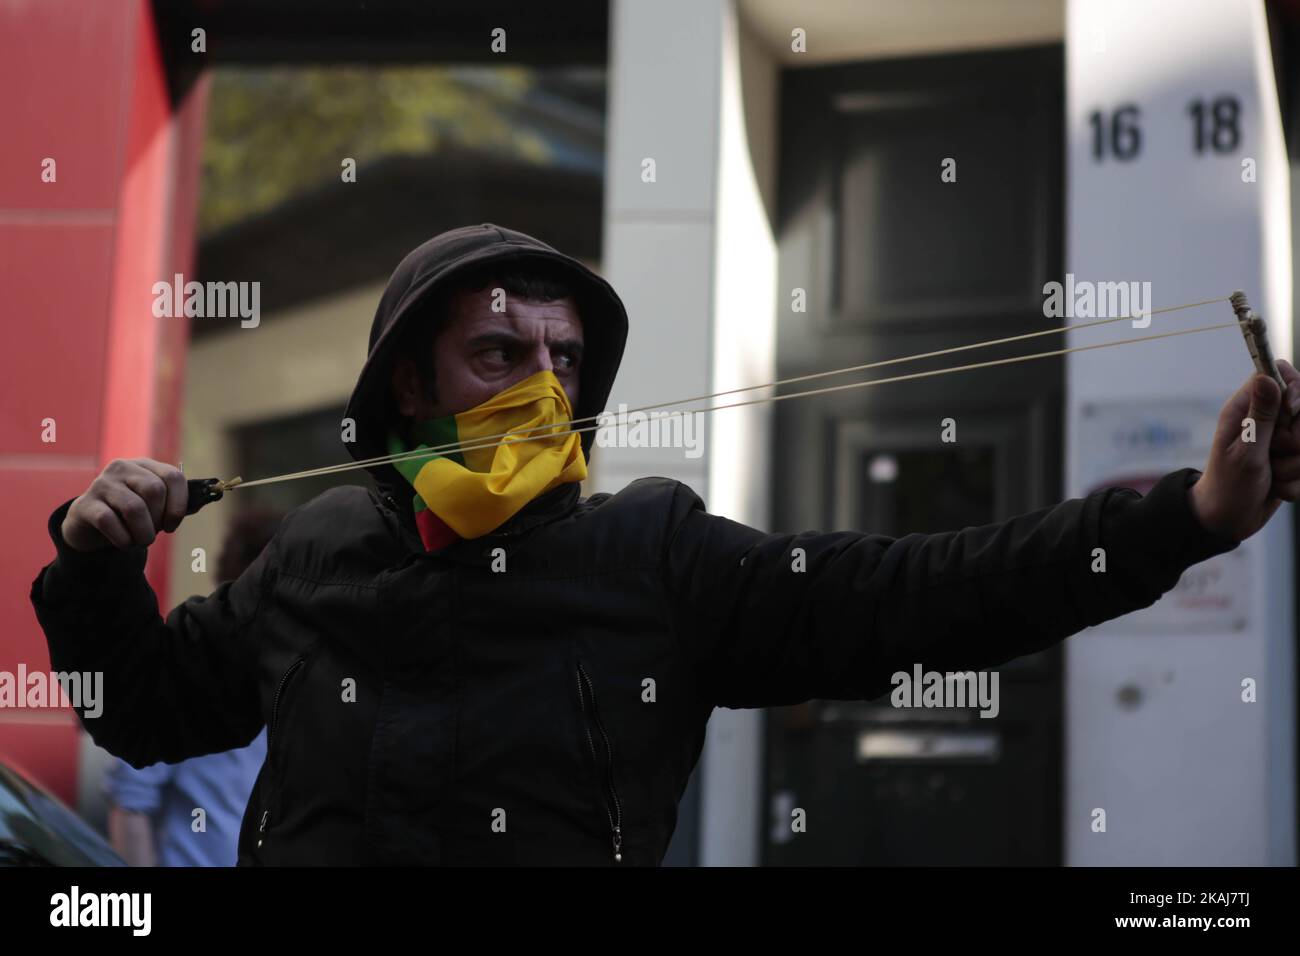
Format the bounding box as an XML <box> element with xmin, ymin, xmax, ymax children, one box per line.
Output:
<box><xmin>0</xmin><ymin>0</ymin><xmax>200</xmax><ymax>809</ymax></box>
<box><xmin>0</xmin><ymin>0</ymin><xmax>132</xmax><ymax>210</ymax></box>
<box><xmin>0</xmin><ymin>223</ymin><xmax>115</xmax><ymax>456</ymax></box>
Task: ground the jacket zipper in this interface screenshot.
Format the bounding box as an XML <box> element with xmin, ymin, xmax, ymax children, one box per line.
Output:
<box><xmin>576</xmin><ymin>661</ymin><xmax>624</xmax><ymax>863</ymax></box>
<box><xmin>260</xmin><ymin>657</ymin><xmax>304</xmax><ymax>848</ymax></box>
<box><xmin>269</xmin><ymin>657</ymin><xmax>304</xmax><ymax>748</ymax></box>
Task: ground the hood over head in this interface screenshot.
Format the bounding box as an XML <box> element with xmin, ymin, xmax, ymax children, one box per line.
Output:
<box><xmin>343</xmin><ymin>223</ymin><xmax>629</xmax><ymax>493</ymax></box>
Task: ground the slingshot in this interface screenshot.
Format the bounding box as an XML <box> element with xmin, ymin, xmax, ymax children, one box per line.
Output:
<box><xmin>183</xmin><ymin>291</ymin><xmax>1284</xmax><ymax>516</ymax></box>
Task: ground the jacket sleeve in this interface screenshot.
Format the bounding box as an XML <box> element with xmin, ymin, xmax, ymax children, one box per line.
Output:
<box><xmin>663</xmin><ymin>467</ymin><xmax>1240</xmax><ymax>709</ymax></box>
<box><xmin>28</xmin><ymin>496</ymin><xmax>273</xmax><ymax>767</ymax></box>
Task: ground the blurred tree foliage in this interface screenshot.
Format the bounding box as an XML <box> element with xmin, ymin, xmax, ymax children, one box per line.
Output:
<box><xmin>199</xmin><ymin>65</ymin><xmax>550</xmax><ymax>235</ymax></box>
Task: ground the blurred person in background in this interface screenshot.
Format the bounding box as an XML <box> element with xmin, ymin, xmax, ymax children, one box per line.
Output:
<box><xmin>104</xmin><ymin>509</ymin><xmax>281</xmax><ymax>866</ymax></box>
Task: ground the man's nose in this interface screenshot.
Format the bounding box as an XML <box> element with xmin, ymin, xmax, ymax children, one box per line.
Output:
<box><xmin>526</xmin><ymin>341</ymin><xmax>555</xmax><ymax>374</ymax></box>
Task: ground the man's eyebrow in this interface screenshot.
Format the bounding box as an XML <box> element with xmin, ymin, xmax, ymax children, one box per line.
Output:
<box><xmin>464</xmin><ymin>332</ymin><xmax>584</xmax><ymax>357</ymax></box>
<box><xmin>549</xmin><ymin>338</ymin><xmax>584</xmax><ymax>357</ymax></box>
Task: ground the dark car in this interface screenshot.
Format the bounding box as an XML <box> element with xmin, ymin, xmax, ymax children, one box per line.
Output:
<box><xmin>0</xmin><ymin>760</ymin><xmax>124</xmax><ymax>866</ymax></box>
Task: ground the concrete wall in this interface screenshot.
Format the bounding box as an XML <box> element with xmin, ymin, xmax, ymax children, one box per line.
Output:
<box><xmin>170</xmin><ymin>281</ymin><xmax>384</xmax><ymax>596</ymax></box>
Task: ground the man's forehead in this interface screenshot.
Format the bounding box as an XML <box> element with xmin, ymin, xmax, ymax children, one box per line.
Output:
<box><xmin>446</xmin><ymin>286</ymin><xmax>583</xmax><ymax>337</ymax></box>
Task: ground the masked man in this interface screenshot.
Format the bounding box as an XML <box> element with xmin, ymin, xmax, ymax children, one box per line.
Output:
<box><xmin>30</xmin><ymin>224</ymin><xmax>1300</xmax><ymax>865</ymax></box>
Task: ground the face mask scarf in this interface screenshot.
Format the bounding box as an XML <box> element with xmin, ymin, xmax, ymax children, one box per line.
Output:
<box><xmin>386</xmin><ymin>370</ymin><xmax>588</xmax><ymax>551</ymax></box>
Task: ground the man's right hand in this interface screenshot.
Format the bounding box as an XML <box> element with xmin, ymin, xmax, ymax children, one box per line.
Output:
<box><xmin>61</xmin><ymin>458</ymin><xmax>189</xmax><ymax>552</ymax></box>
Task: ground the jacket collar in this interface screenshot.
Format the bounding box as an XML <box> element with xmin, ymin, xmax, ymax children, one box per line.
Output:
<box><xmin>380</xmin><ymin>479</ymin><xmax>581</xmax><ymax>557</ymax></box>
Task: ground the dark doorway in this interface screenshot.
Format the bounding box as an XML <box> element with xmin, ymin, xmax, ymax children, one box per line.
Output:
<box><xmin>765</xmin><ymin>46</ymin><xmax>1065</xmax><ymax>865</ymax></box>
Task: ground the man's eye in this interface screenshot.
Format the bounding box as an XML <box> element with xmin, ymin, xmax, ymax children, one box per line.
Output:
<box><xmin>555</xmin><ymin>352</ymin><xmax>578</xmax><ymax>370</ymax></box>
<box><xmin>483</xmin><ymin>348</ymin><xmax>511</xmax><ymax>364</ymax></box>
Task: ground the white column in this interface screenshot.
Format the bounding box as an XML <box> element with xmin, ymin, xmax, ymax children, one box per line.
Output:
<box><xmin>1066</xmin><ymin>0</ymin><xmax>1295</xmax><ymax>865</ymax></box>
<box><xmin>600</xmin><ymin>0</ymin><xmax>778</xmax><ymax>865</ymax></box>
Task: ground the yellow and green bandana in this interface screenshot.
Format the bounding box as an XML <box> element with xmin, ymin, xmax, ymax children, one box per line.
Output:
<box><xmin>386</xmin><ymin>370</ymin><xmax>587</xmax><ymax>550</ymax></box>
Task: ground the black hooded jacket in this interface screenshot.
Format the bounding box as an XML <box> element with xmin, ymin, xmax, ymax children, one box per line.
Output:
<box><xmin>30</xmin><ymin>224</ymin><xmax>1239</xmax><ymax>865</ymax></box>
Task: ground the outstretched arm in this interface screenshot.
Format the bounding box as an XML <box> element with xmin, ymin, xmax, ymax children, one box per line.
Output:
<box><xmin>666</xmin><ymin>364</ymin><xmax>1300</xmax><ymax>710</ymax></box>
